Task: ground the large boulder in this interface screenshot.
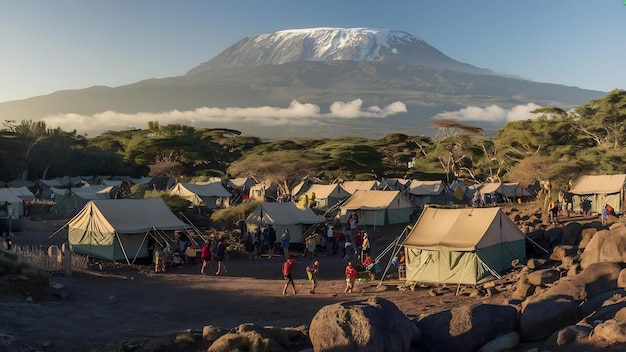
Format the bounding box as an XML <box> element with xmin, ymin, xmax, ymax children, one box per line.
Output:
<box><xmin>561</xmin><ymin>222</ymin><xmax>583</xmax><ymax>245</ymax></box>
<box><xmin>520</xmin><ymin>295</ymin><xmax>581</xmax><ymax>341</ymax></box>
<box><xmin>416</xmin><ymin>304</ymin><xmax>517</xmax><ymax>352</ymax></box>
<box><xmin>580</xmin><ymin>227</ymin><xmax>626</xmax><ymax>269</ymax></box>
<box><xmin>309</xmin><ymin>297</ymin><xmax>416</xmax><ymax>352</ymax></box>
<box><xmin>546</xmin><ymin>262</ymin><xmax>625</xmax><ymax>300</ymax></box>
<box><xmin>579</xmin><ymin>227</ymin><xmax>598</xmax><ymax>249</ymax></box>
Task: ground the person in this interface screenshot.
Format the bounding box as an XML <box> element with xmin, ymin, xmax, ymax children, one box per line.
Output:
<box><xmin>200</xmin><ymin>242</ymin><xmax>213</xmax><ymax>275</ymax></box>
<box><xmin>215</xmin><ymin>238</ymin><xmax>228</xmax><ymax>276</ymax></box>
<box><xmin>282</xmin><ymin>255</ymin><xmax>297</xmax><ymax>295</ymax></box>
<box><xmin>266</xmin><ymin>225</ymin><xmax>277</xmax><ymax>259</ymax></box>
<box><xmin>243</xmin><ymin>230</ymin><xmax>255</xmax><ymax>261</ymax></box>
<box><xmin>254</xmin><ymin>227</ymin><xmax>263</xmax><ymax>259</ymax></box>
<box><xmin>154</xmin><ymin>244</ymin><xmax>165</xmax><ymax>273</ymax></box>
<box><xmin>344</xmin><ymin>261</ymin><xmax>358</xmax><ymax>293</ymax></box>
<box><xmin>326</xmin><ymin>224</ymin><xmax>335</xmax><ymax>256</ymax></box>
<box><xmin>361</xmin><ymin>232</ymin><xmax>371</xmax><ymax>261</ymax></box>
<box><xmin>353</xmin><ymin>230</ymin><xmax>363</xmax><ymax>261</ymax></box>
<box><xmin>281</xmin><ymin>229</ymin><xmax>291</xmax><ymax>259</ymax></box>
<box><xmin>348</xmin><ymin>212</ymin><xmax>359</xmax><ymax>238</ymax></box>
<box><xmin>601</xmin><ymin>205</ymin><xmax>608</xmax><ymax>226</ymax></box>
<box><xmin>306</xmin><ymin>261</ymin><xmax>319</xmax><ymax>294</ymax></box>
<box><xmin>551</xmin><ymin>200</ymin><xmax>561</xmax><ymax>225</ymax></box>
<box><xmin>305</xmin><ymin>232</ymin><xmax>317</xmax><ymax>260</ymax></box>
<box><xmin>605</xmin><ymin>203</ymin><xmax>616</xmax><ymax>217</ymax></box>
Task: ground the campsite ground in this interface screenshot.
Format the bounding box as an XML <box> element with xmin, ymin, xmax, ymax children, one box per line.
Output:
<box><xmin>0</xmin><ymin>204</ymin><xmax>622</xmax><ymax>352</ymax></box>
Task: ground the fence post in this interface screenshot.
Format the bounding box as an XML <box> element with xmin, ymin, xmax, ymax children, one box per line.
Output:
<box><xmin>62</xmin><ymin>243</ymin><xmax>73</xmax><ymax>278</ymax></box>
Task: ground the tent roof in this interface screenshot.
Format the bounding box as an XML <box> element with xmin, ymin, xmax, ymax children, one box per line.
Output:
<box><xmin>408</xmin><ymin>180</ymin><xmax>446</xmax><ymax>196</ymax></box>
<box><xmin>480</xmin><ymin>182</ymin><xmax>533</xmax><ymax>198</ymax></box>
<box><xmin>0</xmin><ymin>188</ymin><xmax>22</xmax><ymax>203</ymax></box>
<box><xmin>341</xmin><ymin>190</ymin><xmax>412</xmax><ymax>210</ymax></box>
<box><xmin>570</xmin><ymin>174</ymin><xmax>626</xmax><ymax>195</ymax></box>
<box><xmin>303</xmin><ymin>184</ymin><xmax>349</xmax><ymax>199</ymax></box>
<box><xmin>68</xmin><ymin>198</ymin><xmax>189</xmax><ymax>234</ymax></box>
<box><xmin>174</xmin><ymin>182</ymin><xmax>232</xmax><ymax>197</ymax></box>
<box><xmin>404</xmin><ymin>207</ymin><xmax>525</xmax><ymax>251</ymax></box>
<box><xmin>227</xmin><ymin>177</ymin><xmax>256</xmax><ymax>189</ymax></box>
<box><xmin>341</xmin><ymin>180</ymin><xmax>379</xmax><ymax>194</ymax></box>
<box><xmin>246</xmin><ymin>202</ymin><xmax>324</xmax><ymax>226</ymax></box>
<box><xmin>8</xmin><ymin>186</ymin><xmax>35</xmax><ymax>199</ymax></box>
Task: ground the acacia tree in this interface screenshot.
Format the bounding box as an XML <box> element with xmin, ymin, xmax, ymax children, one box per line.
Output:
<box><xmin>568</xmin><ymin>89</ymin><xmax>626</xmax><ymax>149</ymax></box>
<box><xmin>432</xmin><ymin>120</ymin><xmax>483</xmax><ymax>182</ymax></box>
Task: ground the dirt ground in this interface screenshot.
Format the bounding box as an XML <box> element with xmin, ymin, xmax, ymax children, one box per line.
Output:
<box><xmin>0</xmin><ymin>205</ymin><xmax>621</xmax><ymax>352</ymax></box>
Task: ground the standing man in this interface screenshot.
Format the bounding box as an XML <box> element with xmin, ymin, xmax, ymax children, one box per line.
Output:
<box><xmin>215</xmin><ymin>238</ymin><xmax>228</xmax><ymax>276</ymax></box>
<box><xmin>326</xmin><ymin>224</ymin><xmax>335</xmax><ymax>256</ymax></box>
<box><xmin>282</xmin><ymin>255</ymin><xmax>297</xmax><ymax>295</ymax></box>
<box><xmin>305</xmin><ymin>232</ymin><xmax>317</xmax><ymax>260</ymax></box>
<box><xmin>281</xmin><ymin>229</ymin><xmax>291</xmax><ymax>259</ymax></box>
<box><xmin>266</xmin><ymin>225</ymin><xmax>277</xmax><ymax>259</ymax></box>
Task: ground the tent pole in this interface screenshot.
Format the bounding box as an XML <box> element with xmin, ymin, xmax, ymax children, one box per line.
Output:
<box><xmin>130</xmin><ymin>231</ymin><xmax>151</xmax><ymax>265</ymax></box>
<box><xmin>48</xmin><ymin>219</ymin><xmax>72</xmax><ymax>239</ymax></box>
<box><xmin>525</xmin><ymin>235</ymin><xmax>549</xmax><ymax>254</ymax></box>
<box><xmin>178</xmin><ymin>212</ymin><xmax>205</xmax><ymax>246</ymax></box>
<box><xmin>115</xmin><ymin>232</ymin><xmax>132</xmax><ymax>266</ymax></box>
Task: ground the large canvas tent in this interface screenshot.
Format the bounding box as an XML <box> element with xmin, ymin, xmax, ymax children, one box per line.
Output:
<box><xmin>49</xmin><ymin>186</ymin><xmax>114</xmax><ymax>216</ymax></box>
<box><xmin>340</xmin><ymin>190</ymin><xmax>412</xmax><ymax>226</ymax></box>
<box><xmin>300</xmin><ymin>184</ymin><xmax>350</xmax><ymax>209</ymax></box>
<box><xmin>67</xmin><ymin>198</ymin><xmax>189</xmax><ymax>262</ymax></box>
<box><xmin>407</xmin><ymin>180</ymin><xmax>448</xmax><ymax>206</ymax></box>
<box><xmin>0</xmin><ymin>188</ymin><xmax>23</xmax><ymax>218</ymax></box>
<box><xmin>569</xmin><ymin>174</ymin><xmax>626</xmax><ymax>214</ymax></box>
<box><xmin>169</xmin><ymin>182</ymin><xmax>232</xmax><ymax>208</ymax></box>
<box><xmin>479</xmin><ymin>182</ymin><xmax>533</xmax><ymax>203</ymax></box>
<box><xmin>403</xmin><ymin>207</ymin><xmax>525</xmax><ymax>285</ymax></box>
<box><xmin>341</xmin><ymin>180</ymin><xmax>379</xmax><ymax>195</ymax></box>
<box><xmin>245</xmin><ymin>202</ymin><xmax>324</xmax><ymax>243</ymax></box>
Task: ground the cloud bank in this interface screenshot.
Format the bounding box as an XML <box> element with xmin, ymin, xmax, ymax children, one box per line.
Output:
<box><xmin>432</xmin><ymin>103</ymin><xmax>542</xmax><ymax>123</ymax></box>
<box><xmin>42</xmin><ymin>99</ymin><xmax>407</xmax><ymax>136</ymax></box>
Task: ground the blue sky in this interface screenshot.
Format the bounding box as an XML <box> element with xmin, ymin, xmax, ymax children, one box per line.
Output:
<box><xmin>1</xmin><ymin>0</ymin><xmax>625</xmax><ymax>104</ymax></box>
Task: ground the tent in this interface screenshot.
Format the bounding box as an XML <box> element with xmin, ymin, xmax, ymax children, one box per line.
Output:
<box><xmin>49</xmin><ymin>186</ymin><xmax>114</xmax><ymax>216</ymax></box>
<box><xmin>300</xmin><ymin>184</ymin><xmax>350</xmax><ymax>209</ymax></box>
<box><xmin>67</xmin><ymin>198</ymin><xmax>190</xmax><ymax>262</ymax></box>
<box><xmin>569</xmin><ymin>174</ymin><xmax>626</xmax><ymax>214</ymax></box>
<box><xmin>407</xmin><ymin>180</ymin><xmax>449</xmax><ymax>206</ymax></box>
<box><xmin>169</xmin><ymin>182</ymin><xmax>232</xmax><ymax>208</ymax></box>
<box><xmin>0</xmin><ymin>188</ymin><xmax>23</xmax><ymax>218</ymax></box>
<box><xmin>341</xmin><ymin>180</ymin><xmax>379</xmax><ymax>195</ymax></box>
<box><xmin>245</xmin><ymin>202</ymin><xmax>324</xmax><ymax>243</ymax></box>
<box><xmin>8</xmin><ymin>186</ymin><xmax>36</xmax><ymax>200</ymax></box>
<box><xmin>479</xmin><ymin>182</ymin><xmax>533</xmax><ymax>203</ymax></box>
<box><xmin>340</xmin><ymin>190</ymin><xmax>412</xmax><ymax>226</ymax></box>
<box><xmin>403</xmin><ymin>207</ymin><xmax>526</xmax><ymax>285</ymax></box>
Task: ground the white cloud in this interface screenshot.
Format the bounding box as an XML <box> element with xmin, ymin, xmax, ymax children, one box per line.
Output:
<box><xmin>432</xmin><ymin>103</ymin><xmax>542</xmax><ymax>123</ymax></box>
<box><xmin>41</xmin><ymin>99</ymin><xmax>407</xmax><ymax>136</ymax></box>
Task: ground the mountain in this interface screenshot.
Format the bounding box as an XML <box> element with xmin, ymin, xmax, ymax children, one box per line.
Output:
<box><xmin>0</xmin><ymin>28</ymin><xmax>606</xmax><ymax>139</ymax></box>
<box><xmin>187</xmin><ymin>28</ymin><xmax>493</xmax><ymax>76</ymax></box>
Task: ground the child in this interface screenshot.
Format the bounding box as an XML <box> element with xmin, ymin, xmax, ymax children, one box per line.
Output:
<box><xmin>306</xmin><ymin>261</ymin><xmax>319</xmax><ymax>294</ymax></box>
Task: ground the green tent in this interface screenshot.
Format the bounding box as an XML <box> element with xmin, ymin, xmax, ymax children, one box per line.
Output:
<box><xmin>403</xmin><ymin>207</ymin><xmax>525</xmax><ymax>285</ymax></box>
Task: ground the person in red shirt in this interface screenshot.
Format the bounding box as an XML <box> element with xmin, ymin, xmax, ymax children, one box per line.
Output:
<box><xmin>344</xmin><ymin>262</ymin><xmax>358</xmax><ymax>293</ymax></box>
<box><xmin>200</xmin><ymin>242</ymin><xmax>213</xmax><ymax>275</ymax></box>
<box><xmin>282</xmin><ymin>256</ymin><xmax>297</xmax><ymax>295</ymax></box>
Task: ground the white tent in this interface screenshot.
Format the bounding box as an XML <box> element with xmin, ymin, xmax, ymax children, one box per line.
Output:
<box><xmin>569</xmin><ymin>174</ymin><xmax>626</xmax><ymax>214</ymax></box>
<box><xmin>246</xmin><ymin>202</ymin><xmax>324</xmax><ymax>243</ymax></box>
<box><xmin>67</xmin><ymin>198</ymin><xmax>189</xmax><ymax>262</ymax></box>
<box><xmin>407</xmin><ymin>180</ymin><xmax>448</xmax><ymax>206</ymax></box>
<box><xmin>340</xmin><ymin>190</ymin><xmax>413</xmax><ymax>226</ymax></box>
<box><xmin>169</xmin><ymin>182</ymin><xmax>232</xmax><ymax>208</ymax></box>
<box><xmin>8</xmin><ymin>186</ymin><xmax>36</xmax><ymax>200</ymax></box>
<box><xmin>341</xmin><ymin>180</ymin><xmax>379</xmax><ymax>195</ymax></box>
<box><xmin>403</xmin><ymin>207</ymin><xmax>526</xmax><ymax>285</ymax></box>
<box><xmin>0</xmin><ymin>188</ymin><xmax>23</xmax><ymax>218</ymax></box>
<box><xmin>300</xmin><ymin>184</ymin><xmax>350</xmax><ymax>209</ymax></box>
<box><xmin>479</xmin><ymin>182</ymin><xmax>533</xmax><ymax>203</ymax></box>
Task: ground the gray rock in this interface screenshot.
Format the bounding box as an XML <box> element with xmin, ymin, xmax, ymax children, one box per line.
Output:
<box><xmin>520</xmin><ymin>295</ymin><xmax>581</xmax><ymax>341</ymax></box>
<box><xmin>478</xmin><ymin>331</ymin><xmax>519</xmax><ymax>352</ymax></box>
<box><xmin>561</xmin><ymin>222</ymin><xmax>583</xmax><ymax>245</ymax></box>
<box><xmin>527</xmin><ymin>269</ymin><xmax>560</xmax><ymax>286</ymax></box>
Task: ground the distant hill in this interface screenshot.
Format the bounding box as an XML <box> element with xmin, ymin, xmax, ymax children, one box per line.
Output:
<box><xmin>0</xmin><ymin>28</ymin><xmax>605</xmax><ymax>139</ymax></box>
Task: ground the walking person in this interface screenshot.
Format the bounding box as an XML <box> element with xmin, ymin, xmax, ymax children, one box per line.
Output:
<box><xmin>282</xmin><ymin>255</ymin><xmax>297</xmax><ymax>295</ymax></box>
<box><xmin>200</xmin><ymin>242</ymin><xmax>213</xmax><ymax>275</ymax></box>
<box><xmin>344</xmin><ymin>261</ymin><xmax>358</xmax><ymax>293</ymax></box>
<box><xmin>154</xmin><ymin>244</ymin><xmax>165</xmax><ymax>273</ymax></box>
<box><xmin>266</xmin><ymin>225</ymin><xmax>277</xmax><ymax>259</ymax></box>
<box><xmin>215</xmin><ymin>238</ymin><xmax>228</xmax><ymax>275</ymax></box>
<box><xmin>326</xmin><ymin>224</ymin><xmax>335</xmax><ymax>256</ymax></box>
<box><xmin>361</xmin><ymin>232</ymin><xmax>371</xmax><ymax>261</ymax></box>
<box><xmin>306</xmin><ymin>261</ymin><xmax>319</xmax><ymax>294</ymax></box>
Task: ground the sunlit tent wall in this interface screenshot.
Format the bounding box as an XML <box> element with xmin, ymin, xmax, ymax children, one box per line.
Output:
<box><xmin>569</xmin><ymin>174</ymin><xmax>626</xmax><ymax>214</ymax></box>
<box><xmin>300</xmin><ymin>184</ymin><xmax>350</xmax><ymax>209</ymax></box>
<box><xmin>67</xmin><ymin>199</ymin><xmax>189</xmax><ymax>262</ymax></box>
<box><xmin>169</xmin><ymin>182</ymin><xmax>232</xmax><ymax>208</ymax></box>
<box><xmin>245</xmin><ymin>202</ymin><xmax>324</xmax><ymax>243</ymax></box>
<box><xmin>403</xmin><ymin>207</ymin><xmax>526</xmax><ymax>285</ymax></box>
<box><xmin>340</xmin><ymin>190</ymin><xmax>412</xmax><ymax>226</ymax></box>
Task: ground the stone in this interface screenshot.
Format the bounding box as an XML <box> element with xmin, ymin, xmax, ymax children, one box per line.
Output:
<box><xmin>580</xmin><ymin>227</ymin><xmax>626</xmax><ymax>269</ymax></box>
<box><xmin>520</xmin><ymin>295</ymin><xmax>580</xmax><ymax>341</ymax></box>
<box><xmin>477</xmin><ymin>331</ymin><xmax>519</xmax><ymax>352</ymax></box>
<box><xmin>579</xmin><ymin>227</ymin><xmax>597</xmax><ymax>249</ymax></box>
<box><xmin>527</xmin><ymin>269</ymin><xmax>560</xmax><ymax>286</ymax></box>
<box><xmin>202</xmin><ymin>325</ymin><xmax>225</xmax><ymax>341</ymax></box>
<box><xmin>561</xmin><ymin>222</ymin><xmax>583</xmax><ymax>245</ymax></box>
<box><xmin>591</xmin><ymin>319</ymin><xmax>626</xmax><ymax>344</ymax></box>
<box><xmin>550</xmin><ymin>245</ymin><xmax>577</xmax><ymax>262</ymax></box>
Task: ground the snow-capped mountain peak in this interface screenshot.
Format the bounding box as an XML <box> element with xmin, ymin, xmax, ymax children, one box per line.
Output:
<box><xmin>187</xmin><ymin>27</ymin><xmax>491</xmax><ymax>75</ymax></box>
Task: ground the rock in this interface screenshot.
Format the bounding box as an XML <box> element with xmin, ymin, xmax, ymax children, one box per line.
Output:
<box><xmin>591</xmin><ymin>319</ymin><xmax>626</xmax><ymax>344</ymax></box>
<box><xmin>550</xmin><ymin>245</ymin><xmax>577</xmax><ymax>262</ymax></box>
<box><xmin>478</xmin><ymin>331</ymin><xmax>519</xmax><ymax>352</ymax></box>
<box><xmin>527</xmin><ymin>269</ymin><xmax>560</xmax><ymax>286</ymax></box>
<box><xmin>309</xmin><ymin>297</ymin><xmax>415</xmax><ymax>352</ymax></box>
<box><xmin>580</xmin><ymin>289</ymin><xmax>626</xmax><ymax>317</ymax></box>
<box><xmin>579</xmin><ymin>227</ymin><xmax>597</xmax><ymax>249</ymax></box>
<box><xmin>562</xmin><ymin>222</ymin><xmax>583</xmax><ymax>245</ymax></box>
<box><xmin>202</xmin><ymin>325</ymin><xmax>225</xmax><ymax>341</ymax></box>
<box><xmin>520</xmin><ymin>296</ymin><xmax>581</xmax><ymax>341</ymax></box>
<box><xmin>580</xmin><ymin>227</ymin><xmax>626</xmax><ymax>269</ymax></box>
<box><xmin>511</xmin><ymin>278</ymin><xmax>535</xmax><ymax>300</ymax></box>
<box><xmin>417</xmin><ymin>304</ymin><xmax>517</xmax><ymax>352</ymax></box>
<box><xmin>580</xmin><ymin>295</ymin><xmax>626</xmax><ymax>326</ymax></box>
<box><xmin>548</xmin><ymin>262</ymin><xmax>625</xmax><ymax>301</ymax></box>
<box><xmin>615</xmin><ymin>307</ymin><xmax>626</xmax><ymax>322</ymax></box>
<box><xmin>546</xmin><ymin>325</ymin><xmax>592</xmax><ymax>347</ymax></box>
<box><xmin>618</xmin><ymin>269</ymin><xmax>626</xmax><ymax>288</ymax></box>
